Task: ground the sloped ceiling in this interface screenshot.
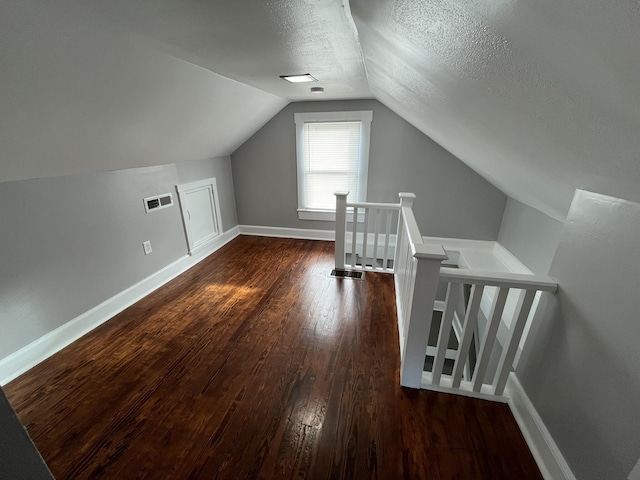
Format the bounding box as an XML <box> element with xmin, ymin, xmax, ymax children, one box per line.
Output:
<box><xmin>80</xmin><ymin>0</ymin><xmax>372</xmax><ymax>101</ymax></box>
<box><xmin>350</xmin><ymin>0</ymin><xmax>640</xmax><ymax>220</ymax></box>
<box><xmin>0</xmin><ymin>0</ymin><xmax>290</xmax><ymax>183</ymax></box>
<box><xmin>1</xmin><ymin>0</ymin><xmax>638</xmax><ymax>220</ymax></box>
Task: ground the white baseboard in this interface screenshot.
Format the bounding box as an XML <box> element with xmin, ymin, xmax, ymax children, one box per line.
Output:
<box><xmin>237</xmin><ymin>226</ymin><xmax>398</xmax><ymax>261</ymax></box>
<box><xmin>0</xmin><ymin>226</ymin><xmax>240</xmax><ymax>386</ymax></box>
<box><xmin>506</xmin><ymin>373</ymin><xmax>576</xmax><ymax>480</ymax></box>
<box><xmin>421</xmin><ymin>372</ymin><xmax>509</xmax><ymax>403</ymax></box>
<box><xmin>238</xmin><ymin>225</ymin><xmax>334</xmax><ymax>241</ymax></box>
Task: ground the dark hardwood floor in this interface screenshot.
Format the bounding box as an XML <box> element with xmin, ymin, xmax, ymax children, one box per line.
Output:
<box><xmin>4</xmin><ymin>235</ymin><xmax>542</xmax><ymax>479</ymax></box>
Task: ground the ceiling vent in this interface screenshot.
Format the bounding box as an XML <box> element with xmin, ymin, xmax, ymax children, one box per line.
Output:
<box><xmin>144</xmin><ymin>193</ymin><xmax>173</xmax><ymax>213</ymax></box>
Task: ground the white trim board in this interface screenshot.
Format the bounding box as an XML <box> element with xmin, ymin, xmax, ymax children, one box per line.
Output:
<box><xmin>421</xmin><ymin>372</ymin><xmax>509</xmax><ymax>403</ymax></box>
<box><xmin>238</xmin><ymin>225</ymin><xmax>335</xmax><ymax>241</ymax></box>
<box><xmin>238</xmin><ymin>226</ymin><xmax>398</xmax><ymax>255</ymax></box>
<box><xmin>0</xmin><ymin>226</ymin><xmax>240</xmax><ymax>386</ymax></box>
<box><xmin>506</xmin><ymin>373</ymin><xmax>576</xmax><ymax>480</ymax></box>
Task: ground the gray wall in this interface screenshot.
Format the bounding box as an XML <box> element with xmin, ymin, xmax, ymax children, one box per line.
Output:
<box><xmin>232</xmin><ymin>100</ymin><xmax>506</xmax><ymax>240</ymax></box>
<box><xmin>0</xmin><ymin>157</ymin><xmax>237</xmax><ymax>361</ymax></box>
<box><xmin>516</xmin><ymin>190</ymin><xmax>640</xmax><ymax>479</ymax></box>
<box><xmin>498</xmin><ymin>198</ymin><xmax>564</xmax><ymax>275</ymax></box>
<box><xmin>0</xmin><ymin>388</ymin><xmax>52</xmax><ymax>479</ymax></box>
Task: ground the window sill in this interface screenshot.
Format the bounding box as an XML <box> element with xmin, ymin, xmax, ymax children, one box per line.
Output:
<box><xmin>297</xmin><ymin>209</ymin><xmax>336</xmax><ymax>221</ymax></box>
<box><xmin>297</xmin><ymin>209</ymin><xmax>366</xmax><ymax>223</ymax></box>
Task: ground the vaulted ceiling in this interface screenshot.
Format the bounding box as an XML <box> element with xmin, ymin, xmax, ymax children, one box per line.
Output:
<box><xmin>350</xmin><ymin>0</ymin><xmax>639</xmax><ymax>220</ymax></box>
<box><xmin>1</xmin><ymin>0</ymin><xmax>638</xmax><ymax>220</ymax></box>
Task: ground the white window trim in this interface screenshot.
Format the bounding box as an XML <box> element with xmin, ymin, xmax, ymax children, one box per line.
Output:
<box><xmin>294</xmin><ymin>110</ymin><xmax>373</xmax><ymax>221</ymax></box>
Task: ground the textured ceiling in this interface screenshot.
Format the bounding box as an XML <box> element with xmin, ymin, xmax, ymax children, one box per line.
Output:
<box><xmin>2</xmin><ymin>0</ymin><xmax>638</xmax><ymax>220</ymax></box>
<box><xmin>82</xmin><ymin>0</ymin><xmax>371</xmax><ymax>101</ymax></box>
<box><xmin>350</xmin><ymin>0</ymin><xmax>640</xmax><ymax>220</ymax></box>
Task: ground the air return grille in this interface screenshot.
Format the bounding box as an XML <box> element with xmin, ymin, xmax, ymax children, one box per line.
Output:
<box><xmin>143</xmin><ymin>193</ymin><xmax>173</xmax><ymax>213</ymax></box>
<box><xmin>330</xmin><ymin>269</ymin><xmax>363</xmax><ymax>279</ymax></box>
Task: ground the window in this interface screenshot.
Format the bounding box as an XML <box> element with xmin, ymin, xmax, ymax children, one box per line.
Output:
<box><xmin>294</xmin><ymin>110</ymin><xmax>373</xmax><ymax>221</ymax></box>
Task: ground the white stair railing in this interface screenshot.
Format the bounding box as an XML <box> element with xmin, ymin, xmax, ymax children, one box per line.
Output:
<box><xmin>424</xmin><ymin>269</ymin><xmax>557</xmax><ymax>399</ymax></box>
<box><xmin>334</xmin><ymin>191</ymin><xmax>401</xmax><ymax>273</ymax></box>
<box><xmin>334</xmin><ymin>191</ymin><xmax>558</xmax><ymax>400</ymax></box>
<box><xmin>392</xmin><ymin>193</ymin><xmax>448</xmax><ymax>387</ymax></box>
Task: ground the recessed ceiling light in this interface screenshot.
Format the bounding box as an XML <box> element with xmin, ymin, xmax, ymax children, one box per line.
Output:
<box><xmin>280</xmin><ymin>74</ymin><xmax>317</xmax><ymax>83</ymax></box>
<box><xmin>310</xmin><ymin>87</ymin><xmax>324</xmax><ymax>94</ymax></box>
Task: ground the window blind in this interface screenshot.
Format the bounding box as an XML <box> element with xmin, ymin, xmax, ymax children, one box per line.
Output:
<box><xmin>301</xmin><ymin>121</ymin><xmax>362</xmax><ymax>210</ymax></box>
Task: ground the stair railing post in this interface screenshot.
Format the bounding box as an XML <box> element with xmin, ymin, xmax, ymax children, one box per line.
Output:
<box><xmin>400</xmin><ymin>244</ymin><xmax>448</xmax><ymax>388</ymax></box>
<box><xmin>398</xmin><ymin>192</ymin><xmax>416</xmax><ymax>209</ymax></box>
<box><xmin>395</xmin><ymin>193</ymin><xmax>416</xmax><ymax>267</ymax></box>
<box><xmin>334</xmin><ymin>191</ymin><xmax>349</xmax><ymax>271</ymax></box>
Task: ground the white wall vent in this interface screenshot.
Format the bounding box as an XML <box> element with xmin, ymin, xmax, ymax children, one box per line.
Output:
<box><xmin>143</xmin><ymin>193</ymin><xmax>173</xmax><ymax>213</ymax></box>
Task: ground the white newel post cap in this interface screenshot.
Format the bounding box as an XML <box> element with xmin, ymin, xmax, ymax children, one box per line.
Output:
<box><xmin>399</xmin><ymin>192</ymin><xmax>416</xmax><ymax>208</ymax></box>
<box><xmin>334</xmin><ymin>191</ymin><xmax>350</xmax><ymax>198</ymax></box>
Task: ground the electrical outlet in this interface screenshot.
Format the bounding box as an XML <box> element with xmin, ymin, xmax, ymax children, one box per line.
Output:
<box><xmin>142</xmin><ymin>240</ymin><xmax>152</xmax><ymax>255</ymax></box>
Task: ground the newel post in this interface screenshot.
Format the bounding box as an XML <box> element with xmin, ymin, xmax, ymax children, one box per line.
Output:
<box><xmin>334</xmin><ymin>191</ymin><xmax>349</xmax><ymax>270</ymax></box>
<box><xmin>395</xmin><ymin>193</ymin><xmax>416</xmax><ymax>265</ymax></box>
<box><xmin>400</xmin><ymin>244</ymin><xmax>448</xmax><ymax>388</ymax></box>
<box><xmin>398</xmin><ymin>192</ymin><xmax>416</xmax><ymax>209</ymax></box>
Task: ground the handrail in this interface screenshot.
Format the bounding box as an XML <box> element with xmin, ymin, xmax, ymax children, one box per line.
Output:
<box><xmin>401</xmin><ymin>206</ymin><xmax>424</xmax><ymax>248</ymax></box>
<box><xmin>346</xmin><ymin>201</ymin><xmax>400</xmax><ymax>210</ymax></box>
<box><xmin>439</xmin><ymin>267</ymin><xmax>558</xmax><ymax>293</ymax></box>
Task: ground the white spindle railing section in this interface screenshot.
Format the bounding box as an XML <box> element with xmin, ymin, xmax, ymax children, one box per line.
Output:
<box><xmin>334</xmin><ymin>191</ymin><xmax>401</xmax><ymax>273</ymax></box>
<box><xmin>424</xmin><ymin>268</ymin><xmax>557</xmax><ymax>399</ymax></box>
<box><xmin>392</xmin><ymin>194</ymin><xmax>448</xmax><ymax>387</ymax></box>
<box><xmin>334</xmin><ymin>191</ymin><xmax>558</xmax><ymax>400</ymax></box>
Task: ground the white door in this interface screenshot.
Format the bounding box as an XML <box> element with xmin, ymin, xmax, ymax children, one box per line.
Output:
<box><xmin>176</xmin><ymin>178</ymin><xmax>223</xmax><ymax>254</ymax></box>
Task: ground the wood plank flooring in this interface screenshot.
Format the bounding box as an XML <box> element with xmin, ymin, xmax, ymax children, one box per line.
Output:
<box><xmin>4</xmin><ymin>236</ymin><xmax>542</xmax><ymax>479</ymax></box>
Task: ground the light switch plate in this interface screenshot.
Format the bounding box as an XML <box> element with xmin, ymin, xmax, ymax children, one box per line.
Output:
<box><xmin>142</xmin><ymin>240</ymin><xmax>152</xmax><ymax>255</ymax></box>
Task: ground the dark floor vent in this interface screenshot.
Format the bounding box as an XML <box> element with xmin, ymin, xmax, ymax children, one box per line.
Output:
<box><xmin>330</xmin><ymin>269</ymin><xmax>364</xmax><ymax>279</ymax></box>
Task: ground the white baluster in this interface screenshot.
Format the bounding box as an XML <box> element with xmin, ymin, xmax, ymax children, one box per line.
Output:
<box><xmin>350</xmin><ymin>206</ymin><xmax>358</xmax><ymax>268</ymax></box>
<box><xmin>451</xmin><ymin>284</ymin><xmax>484</xmax><ymax>389</ymax></box>
<box><xmin>493</xmin><ymin>289</ymin><xmax>536</xmax><ymax>395</ymax></box>
<box><xmin>471</xmin><ymin>287</ymin><xmax>509</xmax><ymax>392</ymax></box>
<box><xmin>402</xmin><ymin>243</ymin><xmax>413</xmax><ymax>321</ymax></box>
<box><xmin>372</xmin><ymin>208</ymin><xmax>380</xmax><ymax>270</ymax></box>
<box><xmin>362</xmin><ymin>208</ymin><xmax>369</xmax><ymax>269</ymax></box>
<box><xmin>382</xmin><ymin>209</ymin><xmax>392</xmax><ymax>271</ymax></box>
<box><xmin>334</xmin><ymin>191</ymin><xmax>348</xmax><ymax>270</ymax></box>
<box><xmin>432</xmin><ymin>282</ymin><xmax>460</xmax><ymax>386</ymax></box>
<box><xmin>394</xmin><ymin>206</ymin><xmax>406</xmax><ymax>271</ymax></box>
